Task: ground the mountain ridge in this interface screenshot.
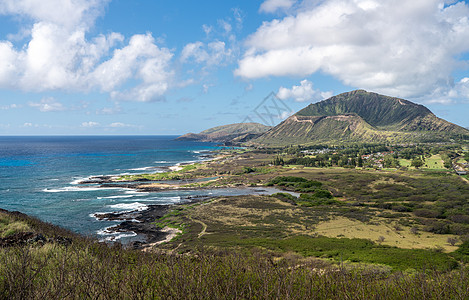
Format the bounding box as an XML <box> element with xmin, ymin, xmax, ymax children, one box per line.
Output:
<box><xmin>176</xmin><ymin>122</ymin><xmax>271</xmax><ymax>143</ymax></box>
<box><xmin>296</xmin><ymin>90</ymin><xmax>432</xmax><ymax>131</ymax></box>
<box><xmin>251</xmin><ymin>90</ymin><xmax>469</xmax><ymax>145</ymax></box>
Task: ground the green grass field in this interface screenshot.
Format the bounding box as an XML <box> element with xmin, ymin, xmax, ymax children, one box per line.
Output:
<box><xmin>398</xmin><ymin>159</ymin><xmax>412</xmax><ymax>167</ymax></box>
<box><xmin>399</xmin><ymin>155</ymin><xmax>445</xmax><ymax>170</ymax></box>
<box><xmin>423</xmin><ymin>155</ymin><xmax>446</xmax><ymax>169</ymax></box>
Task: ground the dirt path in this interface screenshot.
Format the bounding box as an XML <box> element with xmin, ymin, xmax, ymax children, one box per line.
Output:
<box><xmin>142</xmin><ymin>227</ymin><xmax>181</xmax><ymax>252</ymax></box>
<box><xmin>188</xmin><ymin>216</ymin><xmax>207</xmax><ymax>238</ymax></box>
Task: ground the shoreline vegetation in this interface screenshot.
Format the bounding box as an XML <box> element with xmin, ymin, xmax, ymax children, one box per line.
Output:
<box><xmin>2</xmin><ymin>143</ymin><xmax>469</xmax><ymax>297</ymax></box>
<box><xmin>84</xmin><ymin>144</ymin><xmax>469</xmax><ymax>254</ymax></box>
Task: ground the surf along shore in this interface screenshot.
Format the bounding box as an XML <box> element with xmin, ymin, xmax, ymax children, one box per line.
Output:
<box><xmin>80</xmin><ymin>149</ymin><xmax>297</xmax><ymax>250</ymax></box>
<box><xmin>72</xmin><ymin>145</ymin><xmax>469</xmax><ymax>262</ymax></box>
<box><xmin>3</xmin><ymin>145</ymin><xmax>469</xmax><ymax>274</ymax></box>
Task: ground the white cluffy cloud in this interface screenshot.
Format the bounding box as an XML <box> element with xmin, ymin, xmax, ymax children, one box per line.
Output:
<box><xmin>0</xmin><ymin>0</ymin><xmax>173</xmax><ymax>102</ymax></box>
<box><xmin>80</xmin><ymin>121</ymin><xmax>141</xmax><ymax>130</ymax></box>
<box><xmin>28</xmin><ymin>97</ymin><xmax>65</xmax><ymax>112</ymax></box>
<box><xmin>95</xmin><ymin>33</ymin><xmax>173</xmax><ymax>102</ymax></box>
<box><xmin>81</xmin><ymin>121</ymin><xmax>100</xmax><ymax>128</ymax></box>
<box><xmin>259</xmin><ymin>0</ymin><xmax>296</xmax><ymax>13</ymax></box>
<box><xmin>277</xmin><ymin>80</ymin><xmax>332</xmax><ymax>102</ymax></box>
<box><xmin>109</xmin><ymin>122</ymin><xmax>139</xmax><ymax>128</ymax></box>
<box><xmin>236</xmin><ymin>0</ymin><xmax>469</xmax><ymax>101</ymax></box>
<box><xmin>0</xmin><ymin>104</ymin><xmax>20</xmax><ymax>110</ymax></box>
<box><xmin>181</xmin><ymin>41</ymin><xmax>232</xmax><ymax>66</ymax></box>
<box><xmin>0</xmin><ymin>0</ymin><xmax>107</xmax><ymax>29</ymax></box>
<box><xmin>180</xmin><ymin>9</ymin><xmax>242</xmax><ymax>75</ymax></box>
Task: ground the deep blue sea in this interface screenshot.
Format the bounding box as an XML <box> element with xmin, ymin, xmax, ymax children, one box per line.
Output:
<box><xmin>0</xmin><ymin>136</ymin><xmax>229</xmax><ymax>240</ymax></box>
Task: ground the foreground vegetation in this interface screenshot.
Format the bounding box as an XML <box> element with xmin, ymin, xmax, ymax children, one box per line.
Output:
<box><xmin>1</xmin><ymin>209</ymin><xmax>469</xmax><ymax>299</ymax></box>
<box><xmin>2</xmin><ymin>142</ymin><xmax>469</xmax><ymax>298</ymax></box>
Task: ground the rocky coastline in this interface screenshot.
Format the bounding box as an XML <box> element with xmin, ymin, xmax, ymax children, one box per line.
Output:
<box><xmin>76</xmin><ymin>150</ymin><xmax>280</xmax><ymax>250</ymax></box>
<box><xmin>93</xmin><ymin>196</ymin><xmax>212</xmax><ymax>250</ymax></box>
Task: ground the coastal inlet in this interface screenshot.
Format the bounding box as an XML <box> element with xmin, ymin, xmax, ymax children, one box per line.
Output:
<box><xmin>80</xmin><ymin>171</ymin><xmax>298</xmax><ymax>247</ymax></box>
<box><xmin>0</xmin><ymin>136</ymin><xmax>223</xmax><ymax>241</ymax></box>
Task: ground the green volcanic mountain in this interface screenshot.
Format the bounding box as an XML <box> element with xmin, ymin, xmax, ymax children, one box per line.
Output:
<box><xmin>177</xmin><ymin>122</ymin><xmax>271</xmax><ymax>143</ymax></box>
<box><xmin>251</xmin><ymin>90</ymin><xmax>469</xmax><ymax>145</ymax></box>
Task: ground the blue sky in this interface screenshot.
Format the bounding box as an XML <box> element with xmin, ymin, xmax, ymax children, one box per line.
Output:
<box><xmin>1</xmin><ymin>0</ymin><xmax>469</xmax><ymax>135</ymax></box>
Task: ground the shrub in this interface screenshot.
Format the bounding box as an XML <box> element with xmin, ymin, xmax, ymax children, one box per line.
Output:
<box><xmin>269</xmin><ymin>176</ymin><xmax>308</xmax><ymax>185</ymax></box>
<box><xmin>314</xmin><ymin>190</ymin><xmax>333</xmax><ymax>199</ymax></box>
<box><xmin>267</xmin><ymin>176</ymin><xmax>327</xmax><ymax>193</ymax></box>
<box><xmin>447</xmin><ymin>237</ymin><xmax>459</xmax><ymax>246</ymax></box>
<box><xmin>392</xmin><ymin>205</ymin><xmax>412</xmax><ymax>212</ymax></box>
<box><xmin>297</xmin><ymin>181</ymin><xmax>322</xmax><ymax>189</ymax></box>
<box><xmin>414</xmin><ymin>209</ymin><xmax>441</xmax><ymax>218</ymax></box>
<box><xmin>242</xmin><ymin>166</ymin><xmax>255</xmax><ymax>173</ymax></box>
<box><xmin>450</xmin><ymin>223</ymin><xmax>469</xmax><ymax>236</ymax></box>
<box><xmin>457</xmin><ymin>240</ymin><xmax>469</xmax><ymax>255</ymax></box>
<box><xmin>271</xmin><ymin>193</ymin><xmax>298</xmax><ymax>205</ymax></box>
<box><xmin>376</xmin><ymin>202</ymin><xmax>393</xmax><ymax>210</ymax></box>
<box><xmin>424</xmin><ymin>220</ymin><xmax>451</xmax><ymax>234</ymax></box>
<box><xmin>298</xmin><ymin>193</ymin><xmax>339</xmax><ymax>207</ymax></box>
<box><xmin>449</xmin><ymin>215</ymin><xmax>469</xmax><ymax>224</ymax></box>
<box><xmin>296</xmin><ymin>187</ymin><xmax>318</xmax><ymax>193</ymax></box>
<box><xmin>411</xmin><ymin>157</ymin><xmax>424</xmax><ymax>168</ymax></box>
<box><xmin>378</xmin><ymin>212</ymin><xmax>408</xmax><ymax>219</ymax></box>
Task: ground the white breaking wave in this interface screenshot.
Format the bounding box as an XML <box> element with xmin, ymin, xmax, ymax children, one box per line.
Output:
<box><xmin>43</xmin><ymin>186</ymin><xmax>123</xmax><ymax>193</ymax></box>
<box><xmin>70</xmin><ymin>176</ymin><xmax>91</xmax><ymax>185</ymax></box>
<box><xmin>97</xmin><ymin>195</ymin><xmax>135</xmax><ymax>200</ymax></box>
<box><xmin>96</xmin><ymin>226</ymin><xmax>114</xmax><ymax>235</ymax></box>
<box><xmin>70</xmin><ymin>174</ymin><xmax>108</xmax><ymax>185</ymax></box>
<box><xmin>140</xmin><ymin>196</ymin><xmax>181</xmax><ymax>203</ymax></box>
<box><xmin>191</xmin><ymin>150</ymin><xmax>210</xmax><ymax>154</ymax></box>
<box><xmin>100</xmin><ymin>233</ymin><xmax>137</xmax><ymax>242</ymax></box>
<box><xmin>124</xmin><ymin>190</ymin><xmax>150</xmax><ymax>196</ymax></box>
<box><xmin>89</xmin><ymin>213</ymin><xmax>122</xmax><ymax>221</ymax></box>
<box><xmin>154</xmin><ymin>160</ymin><xmax>169</xmax><ymax>163</ymax></box>
<box><xmin>128</xmin><ymin>166</ymin><xmax>162</xmax><ymax>171</ymax></box>
<box><xmin>108</xmin><ymin>202</ymin><xmax>148</xmax><ymax>211</ymax></box>
<box><xmin>163</xmin><ymin>196</ymin><xmax>181</xmax><ymax>202</ymax></box>
<box><xmin>176</xmin><ymin>160</ymin><xmax>197</xmax><ymax>166</ymax></box>
<box><xmin>97</xmin><ymin>226</ymin><xmax>137</xmax><ymax>242</ymax></box>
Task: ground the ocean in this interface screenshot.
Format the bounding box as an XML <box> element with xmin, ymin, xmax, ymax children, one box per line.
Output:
<box><xmin>0</xmin><ymin>136</ymin><xmax>226</xmax><ymax>240</ymax></box>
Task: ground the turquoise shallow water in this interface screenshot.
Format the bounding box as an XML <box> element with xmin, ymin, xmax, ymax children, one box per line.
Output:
<box><xmin>0</xmin><ymin>136</ymin><xmax>222</xmax><ymax>239</ymax></box>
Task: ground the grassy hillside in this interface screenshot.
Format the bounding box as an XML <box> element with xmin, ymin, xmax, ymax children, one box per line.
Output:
<box><xmin>252</xmin><ymin>114</ymin><xmax>394</xmax><ymax>146</ymax></box>
<box><xmin>2</xmin><ymin>205</ymin><xmax>469</xmax><ymax>298</ymax></box>
<box><xmin>296</xmin><ymin>90</ymin><xmax>433</xmax><ymax>130</ymax></box>
<box><xmin>200</xmin><ymin>122</ymin><xmax>270</xmax><ymax>135</ymax></box>
<box><xmin>252</xmin><ymin>90</ymin><xmax>469</xmax><ymax>146</ymax></box>
<box><xmin>177</xmin><ymin>122</ymin><xmax>270</xmax><ymax>142</ymax></box>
